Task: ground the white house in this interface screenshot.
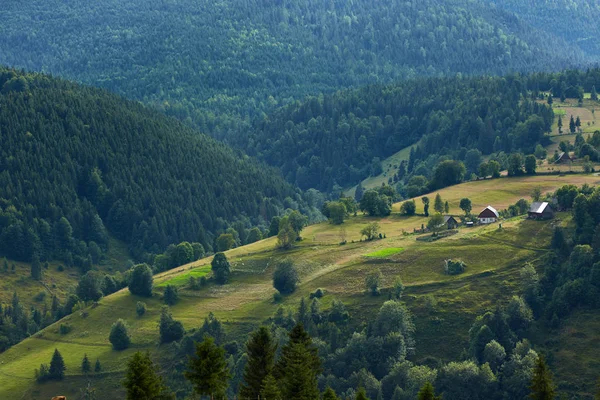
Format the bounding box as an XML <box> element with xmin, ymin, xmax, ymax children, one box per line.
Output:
<box><xmin>478</xmin><ymin>205</ymin><xmax>499</xmax><ymax>224</ymax></box>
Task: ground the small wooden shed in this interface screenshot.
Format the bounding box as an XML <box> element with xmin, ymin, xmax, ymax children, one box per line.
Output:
<box><xmin>528</xmin><ymin>202</ymin><xmax>554</xmax><ymax>220</ymax></box>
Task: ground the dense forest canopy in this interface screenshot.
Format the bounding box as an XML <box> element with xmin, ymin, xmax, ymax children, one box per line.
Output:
<box><xmin>0</xmin><ymin>0</ymin><xmax>586</xmax><ymax>142</ymax></box>
<box><xmin>246</xmin><ymin>69</ymin><xmax>600</xmax><ymax>191</ymax></box>
<box><xmin>486</xmin><ymin>0</ymin><xmax>600</xmax><ymax>57</ymax></box>
<box><xmin>0</xmin><ymin>68</ymin><xmax>307</xmax><ymax>264</ymax></box>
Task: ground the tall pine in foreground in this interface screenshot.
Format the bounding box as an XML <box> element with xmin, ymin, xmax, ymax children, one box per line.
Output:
<box><xmin>260</xmin><ymin>374</ymin><xmax>282</xmax><ymax>400</ymax></box>
<box><xmin>323</xmin><ymin>387</ymin><xmax>340</xmax><ymax>400</ymax></box>
<box><xmin>418</xmin><ymin>381</ymin><xmax>441</xmax><ymax>400</ymax></box>
<box><xmin>239</xmin><ymin>326</ymin><xmax>277</xmax><ymax>399</ymax></box>
<box><xmin>184</xmin><ymin>335</ymin><xmax>230</xmax><ymax>399</ymax></box>
<box><xmin>275</xmin><ymin>324</ymin><xmax>321</xmax><ymax>400</ymax></box>
<box><xmin>529</xmin><ymin>355</ymin><xmax>555</xmax><ymax>400</ymax></box>
<box><xmin>123</xmin><ymin>352</ymin><xmax>172</xmax><ymax>400</ymax></box>
<box><xmin>355</xmin><ymin>387</ymin><xmax>370</xmax><ymax>400</ymax></box>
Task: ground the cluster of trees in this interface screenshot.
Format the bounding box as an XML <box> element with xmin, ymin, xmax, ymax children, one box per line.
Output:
<box><xmin>0</xmin><ymin>0</ymin><xmax>584</xmax><ymax>146</ymax></box>
<box><xmin>0</xmin><ymin>68</ymin><xmax>310</xmax><ymax>266</ymax></box>
<box><xmin>322</xmin><ymin>197</ymin><xmax>358</xmax><ymax>225</ymax></box>
<box><xmin>359</xmin><ymin>187</ymin><xmax>395</xmax><ymax>217</ymax></box>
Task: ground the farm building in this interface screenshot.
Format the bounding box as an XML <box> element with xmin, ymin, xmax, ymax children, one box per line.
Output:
<box><xmin>443</xmin><ymin>215</ymin><xmax>459</xmax><ymax>229</ymax></box>
<box><xmin>555</xmin><ymin>152</ymin><xmax>573</xmax><ymax>164</ymax></box>
<box><xmin>528</xmin><ymin>202</ymin><xmax>554</xmax><ymax>220</ymax></box>
<box><xmin>478</xmin><ymin>206</ymin><xmax>499</xmax><ymax>224</ymax></box>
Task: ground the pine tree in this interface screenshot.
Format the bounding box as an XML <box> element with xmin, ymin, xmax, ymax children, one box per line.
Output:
<box><xmin>355</xmin><ymin>387</ymin><xmax>370</xmax><ymax>400</ymax></box>
<box><xmin>31</xmin><ymin>254</ymin><xmax>42</xmax><ymax>281</ymax></box>
<box><xmin>260</xmin><ymin>374</ymin><xmax>282</xmax><ymax>400</ymax></box>
<box><xmin>239</xmin><ymin>326</ymin><xmax>277</xmax><ymax>399</ymax></box>
<box><xmin>163</xmin><ymin>284</ymin><xmax>179</xmax><ymax>305</ymax></box>
<box><xmin>422</xmin><ymin>197</ymin><xmax>430</xmax><ymax>217</ymax></box>
<box><xmin>434</xmin><ymin>193</ymin><xmax>444</xmax><ymax>213</ymax></box>
<box><xmin>184</xmin><ymin>335</ymin><xmax>230</xmax><ymax>399</ymax></box>
<box><xmin>592</xmin><ymin>86</ymin><xmax>598</xmax><ymax>101</ymax></box>
<box><xmin>2</xmin><ymin>257</ymin><xmax>8</xmax><ymax>272</ymax></box>
<box><xmin>123</xmin><ymin>351</ymin><xmax>170</xmax><ymax>400</ymax></box>
<box><xmin>355</xmin><ymin>182</ymin><xmax>364</xmax><ymax>202</ymax></box>
<box><xmin>323</xmin><ymin>387</ymin><xmax>340</xmax><ymax>400</ymax></box>
<box><xmin>275</xmin><ymin>324</ymin><xmax>321</xmax><ymax>400</ymax></box>
<box><xmin>576</xmin><ymin>116</ymin><xmax>582</xmax><ymax>128</ymax></box>
<box><xmin>570</xmin><ymin>115</ymin><xmax>576</xmax><ymax>133</ymax></box>
<box><xmin>49</xmin><ymin>348</ymin><xmax>66</xmax><ymax>380</ymax></box>
<box><xmin>444</xmin><ymin>201</ymin><xmax>449</xmax><ymax>214</ymax></box>
<box><xmin>81</xmin><ymin>353</ymin><xmax>91</xmax><ymax>374</ymax></box>
<box><xmin>211</xmin><ymin>253</ymin><xmax>231</xmax><ymax>284</ymax></box>
<box><xmin>95</xmin><ymin>359</ymin><xmax>102</xmax><ymax>373</ymax></box>
<box><xmin>417</xmin><ymin>382</ymin><xmax>441</xmax><ymax>400</ymax></box>
<box><xmin>529</xmin><ymin>355</ymin><xmax>555</xmax><ymax>400</ymax></box>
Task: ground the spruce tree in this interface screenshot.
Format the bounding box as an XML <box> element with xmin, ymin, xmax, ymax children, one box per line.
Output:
<box><xmin>239</xmin><ymin>326</ymin><xmax>277</xmax><ymax>399</ymax></box>
<box><xmin>163</xmin><ymin>284</ymin><xmax>179</xmax><ymax>305</ymax></box>
<box><xmin>49</xmin><ymin>348</ymin><xmax>66</xmax><ymax>380</ymax></box>
<box><xmin>184</xmin><ymin>335</ymin><xmax>230</xmax><ymax>399</ymax></box>
<box><xmin>109</xmin><ymin>319</ymin><xmax>131</xmax><ymax>350</ymax></box>
<box><xmin>570</xmin><ymin>115</ymin><xmax>576</xmax><ymax>133</ymax></box>
<box><xmin>592</xmin><ymin>86</ymin><xmax>598</xmax><ymax>101</ymax></box>
<box><xmin>355</xmin><ymin>182</ymin><xmax>364</xmax><ymax>202</ymax></box>
<box><xmin>31</xmin><ymin>254</ymin><xmax>42</xmax><ymax>281</ymax></box>
<box><xmin>323</xmin><ymin>387</ymin><xmax>340</xmax><ymax>400</ymax></box>
<box><xmin>2</xmin><ymin>257</ymin><xmax>8</xmax><ymax>272</ymax></box>
<box><xmin>81</xmin><ymin>353</ymin><xmax>91</xmax><ymax>374</ymax></box>
<box><xmin>211</xmin><ymin>253</ymin><xmax>231</xmax><ymax>284</ymax></box>
<box><xmin>444</xmin><ymin>201</ymin><xmax>449</xmax><ymax>214</ymax></box>
<box><xmin>558</xmin><ymin>115</ymin><xmax>563</xmax><ymax>133</ymax></box>
<box><xmin>275</xmin><ymin>324</ymin><xmax>321</xmax><ymax>400</ymax></box>
<box><xmin>529</xmin><ymin>355</ymin><xmax>555</xmax><ymax>400</ymax></box>
<box><xmin>417</xmin><ymin>381</ymin><xmax>441</xmax><ymax>400</ymax></box>
<box><xmin>355</xmin><ymin>387</ymin><xmax>370</xmax><ymax>400</ymax></box>
<box><xmin>123</xmin><ymin>351</ymin><xmax>170</xmax><ymax>400</ymax></box>
<box><xmin>260</xmin><ymin>373</ymin><xmax>282</xmax><ymax>400</ymax></box>
<box><xmin>434</xmin><ymin>193</ymin><xmax>444</xmax><ymax>213</ymax></box>
<box><xmin>95</xmin><ymin>358</ymin><xmax>102</xmax><ymax>373</ymax></box>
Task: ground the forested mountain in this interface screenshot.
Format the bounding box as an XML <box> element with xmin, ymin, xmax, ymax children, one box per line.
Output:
<box><xmin>0</xmin><ymin>0</ymin><xmax>586</xmax><ymax>142</ymax></box>
<box><xmin>0</xmin><ymin>68</ymin><xmax>307</xmax><ymax>265</ymax></box>
<box><xmin>245</xmin><ymin>69</ymin><xmax>600</xmax><ymax>192</ymax></box>
<box><xmin>486</xmin><ymin>0</ymin><xmax>600</xmax><ymax>57</ymax></box>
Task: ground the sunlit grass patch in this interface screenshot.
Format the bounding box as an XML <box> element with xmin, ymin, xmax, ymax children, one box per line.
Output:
<box><xmin>157</xmin><ymin>265</ymin><xmax>211</xmax><ymax>287</ymax></box>
<box><xmin>364</xmin><ymin>247</ymin><xmax>404</xmax><ymax>258</ymax></box>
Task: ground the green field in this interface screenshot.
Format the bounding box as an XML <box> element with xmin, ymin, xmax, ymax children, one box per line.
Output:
<box><xmin>2</xmin><ymin>174</ymin><xmax>600</xmax><ymax>398</ymax></box>
<box><xmin>364</xmin><ymin>247</ymin><xmax>405</xmax><ymax>258</ymax></box>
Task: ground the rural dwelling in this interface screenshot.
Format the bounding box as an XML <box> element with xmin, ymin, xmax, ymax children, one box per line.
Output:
<box><xmin>478</xmin><ymin>206</ymin><xmax>499</xmax><ymax>224</ymax></box>
<box><xmin>443</xmin><ymin>215</ymin><xmax>459</xmax><ymax>229</ymax></box>
<box><xmin>528</xmin><ymin>202</ymin><xmax>554</xmax><ymax>220</ymax></box>
<box><xmin>555</xmin><ymin>152</ymin><xmax>572</xmax><ymax>164</ymax></box>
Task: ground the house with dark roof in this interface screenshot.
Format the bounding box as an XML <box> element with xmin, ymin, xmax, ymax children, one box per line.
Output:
<box><xmin>528</xmin><ymin>202</ymin><xmax>554</xmax><ymax>220</ymax></box>
<box><xmin>478</xmin><ymin>206</ymin><xmax>499</xmax><ymax>224</ymax></box>
<box><xmin>555</xmin><ymin>152</ymin><xmax>573</xmax><ymax>164</ymax></box>
<box><xmin>443</xmin><ymin>215</ymin><xmax>459</xmax><ymax>229</ymax></box>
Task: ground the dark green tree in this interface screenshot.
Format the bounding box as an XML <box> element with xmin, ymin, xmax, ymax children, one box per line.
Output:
<box><xmin>570</xmin><ymin>115</ymin><xmax>576</xmax><ymax>133</ymax></box>
<box><xmin>400</xmin><ymin>200</ymin><xmax>416</xmax><ymax>216</ymax></box>
<box><xmin>247</xmin><ymin>227</ymin><xmax>263</xmax><ymax>244</ymax></box>
<box><xmin>273</xmin><ymin>259</ymin><xmax>299</xmax><ymax>295</ymax></box>
<box><xmin>49</xmin><ymin>348</ymin><xmax>66</xmax><ymax>380</ymax></box>
<box><xmin>31</xmin><ymin>254</ymin><xmax>42</xmax><ymax>281</ymax></box>
<box><xmin>434</xmin><ymin>193</ymin><xmax>444</xmax><ymax>213</ymax></box>
<box><xmin>525</xmin><ymin>154</ymin><xmax>537</xmax><ymax>175</ymax></box>
<box><xmin>159</xmin><ymin>306</ymin><xmax>184</xmax><ymax>344</ymax></box>
<box><xmin>77</xmin><ymin>271</ymin><xmax>103</xmax><ymax>302</ymax></box>
<box><xmin>261</xmin><ymin>374</ymin><xmax>282</xmax><ymax>400</ymax></box>
<box><xmin>163</xmin><ymin>284</ymin><xmax>179</xmax><ymax>306</ymax></box>
<box><xmin>95</xmin><ymin>358</ymin><xmax>102</xmax><ymax>373</ymax></box>
<box><xmin>355</xmin><ymin>387</ymin><xmax>370</xmax><ymax>400</ymax></box>
<box><xmin>323</xmin><ymin>387</ymin><xmax>340</xmax><ymax>400</ymax></box>
<box><xmin>275</xmin><ymin>324</ymin><xmax>321</xmax><ymax>400</ymax></box>
<box><xmin>529</xmin><ymin>355</ymin><xmax>555</xmax><ymax>400</ymax></box>
<box><xmin>128</xmin><ymin>264</ymin><xmax>154</xmax><ymax>297</ymax></box>
<box><xmin>355</xmin><ymin>182</ymin><xmax>365</xmax><ymax>202</ymax></box>
<box><xmin>184</xmin><ymin>335</ymin><xmax>231</xmax><ymax>399</ymax></box>
<box><xmin>269</xmin><ymin>217</ymin><xmax>281</xmax><ymax>237</ymax></box>
<box><xmin>109</xmin><ymin>319</ymin><xmax>131</xmax><ymax>350</ymax></box>
<box><xmin>81</xmin><ymin>353</ymin><xmax>91</xmax><ymax>374</ymax></box>
<box><xmin>240</xmin><ymin>327</ymin><xmax>277</xmax><ymax>399</ymax></box>
<box><xmin>459</xmin><ymin>198</ymin><xmax>472</xmax><ymax>215</ymax></box>
<box><xmin>508</xmin><ymin>153</ymin><xmax>525</xmax><ymax>176</ymax></box>
<box><xmin>417</xmin><ymin>381</ymin><xmax>441</xmax><ymax>400</ymax></box>
<box><xmin>277</xmin><ymin>216</ymin><xmax>298</xmax><ymax>249</ymax></box>
<box><xmin>123</xmin><ymin>351</ymin><xmax>171</xmax><ymax>400</ymax></box>
<box><xmin>558</xmin><ymin>115</ymin><xmax>563</xmax><ymax>133</ymax></box>
<box><xmin>211</xmin><ymin>252</ymin><xmax>231</xmax><ymax>284</ymax></box>
<box><xmin>216</xmin><ymin>233</ymin><xmax>235</xmax><ymax>252</ymax></box>
<box><xmin>422</xmin><ymin>196</ymin><xmax>430</xmax><ymax>217</ymax></box>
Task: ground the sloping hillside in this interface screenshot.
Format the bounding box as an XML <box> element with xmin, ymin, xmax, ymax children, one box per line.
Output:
<box><xmin>2</xmin><ymin>174</ymin><xmax>599</xmax><ymax>399</ymax></box>
<box><xmin>0</xmin><ymin>68</ymin><xmax>305</xmax><ymax>264</ymax></box>
<box><xmin>0</xmin><ymin>0</ymin><xmax>586</xmax><ymax>140</ymax></box>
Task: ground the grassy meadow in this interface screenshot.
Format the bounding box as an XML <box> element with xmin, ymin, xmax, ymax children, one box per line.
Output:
<box><xmin>1</xmin><ymin>174</ymin><xmax>599</xmax><ymax>398</ymax></box>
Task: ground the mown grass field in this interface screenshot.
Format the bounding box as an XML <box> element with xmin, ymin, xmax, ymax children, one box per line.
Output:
<box><xmin>1</xmin><ymin>174</ymin><xmax>599</xmax><ymax>399</ymax></box>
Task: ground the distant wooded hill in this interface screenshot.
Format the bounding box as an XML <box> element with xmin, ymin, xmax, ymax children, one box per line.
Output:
<box><xmin>486</xmin><ymin>0</ymin><xmax>600</xmax><ymax>57</ymax></box>
<box><xmin>245</xmin><ymin>69</ymin><xmax>600</xmax><ymax>192</ymax></box>
<box><xmin>0</xmin><ymin>0</ymin><xmax>586</xmax><ymax>142</ymax></box>
<box><xmin>0</xmin><ymin>68</ymin><xmax>306</xmax><ymax>264</ymax></box>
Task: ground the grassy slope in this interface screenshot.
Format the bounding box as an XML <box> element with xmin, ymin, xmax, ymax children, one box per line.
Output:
<box><xmin>1</xmin><ymin>174</ymin><xmax>599</xmax><ymax>399</ymax></box>
<box><xmin>0</xmin><ymin>237</ymin><xmax>130</xmax><ymax>310</ymax></box>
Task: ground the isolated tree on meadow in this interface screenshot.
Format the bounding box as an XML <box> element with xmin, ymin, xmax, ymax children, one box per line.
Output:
<box><xmin>558</xmin><ymin>115</ymin><xmax>563</xmax><ymax>134</ymax></box>
<box><xmin>434</xmin><ymin>194</ymin><xmax>444</xmax><ymax>213</ymax></box>
<box><xmin>400</xmin><ymin>200</ymin><xmax>416</xmax><ymax>216</ymax></box>
<box><xmin>459</xmin><ymin>198</ymin><xmax>472</xmax><ymax>215</ymax></box>
<box><xmin>525</xmin><ymin>155</ymin><xmax>537</xmax><ymax>175</ymax></box>
<box><xmin>163</xmin><ymin>284</ymin><xmax>179</xmax><ymax>306</ymax></box>
<box><xmin>109</xmin><ymin>319</ymin><xmax>131</xmax><ymax>350</ymax></box>
<box><xmin>128</xmin><ymin>264</ymin><xmax>153</xmax><ymax>297</ymax></box>
<box><xmin>49</xmin><ymin>348</ymin><xmax>66</xmax><ymax>380</ymax></box>
<box><xmin>277</xmin><ymin>216</ymin><xmax>298</xmax><ymax>249</ymax></box>
<box><xmin>361</xmin><ymin>222</ymin><xmax>380</xmax><ymax>241</ymax></box>
<box><xmin>365</xmin><ymin>269</ymin><xmax>383</xmax><ymax>296</ymax></box>
<box><xmin>211</xmin><ymin>252</ymin><xmax>231</xmax><ymax>284</ymax></box>
<box><xmin>273</xmin><ymin>259</ymin><xmax>299</xmax><ymax>295</ymax></box>
<box><xmin>422</xmin><ymin>196</ymin><xmax>430</xmax><ymax>216</ymax></box>
<box><xmin>159</xmin><ymin>306</ymin><xmax>184</xmax><ymax>344</ymax></box>
<box><xmin>81</xmin><ymin>353</ymin><xmax>91</xmax><ymax>374</ymax></box>
<box><xmin>570</xmin><ymin>115</ymin><xmax>576</xmax><ymax>133</ymax></box>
